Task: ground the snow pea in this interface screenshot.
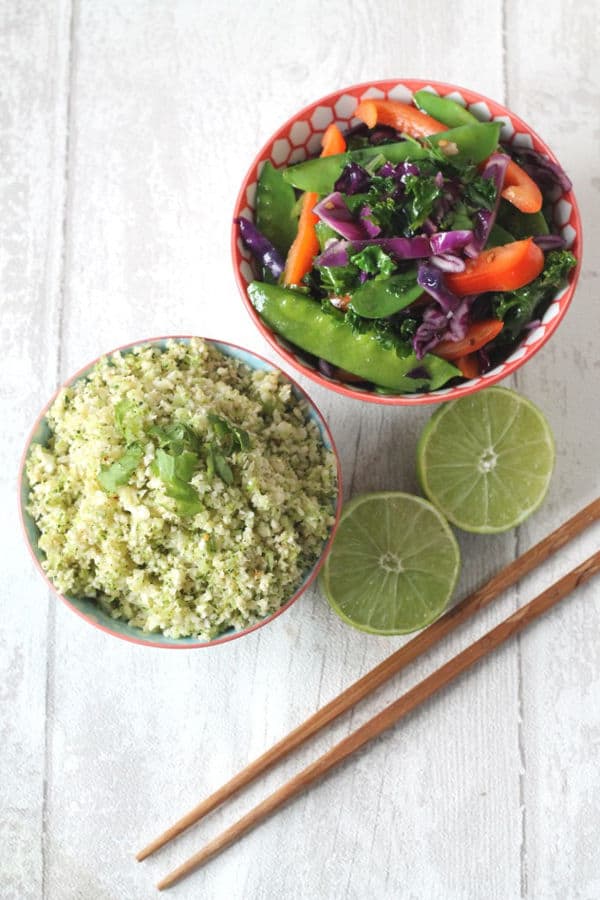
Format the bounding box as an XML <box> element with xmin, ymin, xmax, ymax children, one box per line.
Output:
<box><xmin>283</xmin><ymin>123</ymin><xmax>502</xmax><ymax>194</ymax></box>
<box><xmin>282</xmin><ymin>142</ymin><xmax>430</xmax><ymax>195</ymax></box>
<box><xmin>256</xmin><ymin>161</ymin><xmax>298</xmax><ymax>256</ymax></box>
<box><xmin>486</xmin><ymin>222</ymin><xmax>514</xmax><ymax>248</ymax></box>
<box><xmin>349</xmin><ymin>271</ymin><xmax>422</xmax><ymax>319</ymax></box>
<box><xmin>497</xmin><ymin>200</ymin><xmax>550</xmax><ymax>239</ymax></box>
<box><xmin>248</xmin><ymin>281</ymin><xmax>460</xmax><ymax>392</ymax></box>
<box><xmin>414</xmin><ymin>90</ymin><xmax>478</xmax><ymax>128</ymax></box>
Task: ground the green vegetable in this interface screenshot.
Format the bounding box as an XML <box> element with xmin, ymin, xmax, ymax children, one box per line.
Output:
<box><xmin>282</xmin><ymin>123</ymin><xmax>501</xmax><ymax>194</ymax></box>
<box><xmin>349</xmin><ymin>245</ymin><xmax>395</xmax><ymax>278</ymax></box>
<box><xmin>493</xmin><ymin>249</ymin><xmax>576</xmax><ymax>339</ymax></box>
<box><xmin>207</xmin><ymin>413</ymin><xmax>251</xmax><ymax>454</ymax></box>
<box><xmin>497</xmin><ymin>200</ymin><xmax>550</xmax><ymax>239</ymax></box>
<box><xmin>413</xmin><ymin>90</ymin><xmax>478</xmax><ymax>128</ymax></box>
<box><xmin>403</xmin><ymin>174</ymin><xmax>442</xmax><ymax>231</ymax></box>
<box><xmin>256</xmin><ymin>161</ymin><xmax>298</xmax><ymax>256</ymax></box>
<box><xmin>248</xmin><ymin>281</ymin><xmax>460</xmax><ymax>392</ymax></box>
<box><xmin>315</xmin><ymin>221</ymin><xmax>339</xmax><ymax>251</ymax></box>
<box><xmin>98</xmin><ymin>443</ymin><xmax>144</xmax><ymax>493</ymax></box>
<box><xmin>349</xmin><ymin>272</ymin><xmax>422</xmax><ymax>319</ymax></box>
<box><xmin>315</xmin><ymin>263</ymin><xmax>360</xmax><ymax>296</ymax></box>
<box><xmin>152</xmin><ymin>446</ymin><xmax>203</xmax><ymax>516</ymax></box>
<box><xmin>428</xmin><ymin>122</ymin><xmax>501</xmax><ymax>165</ymax></box>
<box><xmin>486</xmin><ymin>223</ymin><xmax>514</xmax><ymax>248</ymax></box>
<box><xmin>149</xmin><ymin>422</ymin><xmax>201</xmax><ymax>455</ymax></box>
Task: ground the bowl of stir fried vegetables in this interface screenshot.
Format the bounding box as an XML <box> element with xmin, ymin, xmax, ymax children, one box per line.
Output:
<box><xmin>232</xmin><ymin>80</ymin><xmax>581</xmax><ymax>404</ymax></box>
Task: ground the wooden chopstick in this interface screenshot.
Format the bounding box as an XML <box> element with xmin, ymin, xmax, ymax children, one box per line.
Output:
<box><xmin>137</xmin><ymin>497</ymin><xmax>600</xmax><ymax>863</ymax></box>
<box><xmin>158</xmin><ymin>549</ymin><xmax>600</xmax><ymax>890</ymax></box>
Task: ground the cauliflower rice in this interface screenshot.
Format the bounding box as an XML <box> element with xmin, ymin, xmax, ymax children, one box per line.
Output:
<box><xmin>25</xmin><ymin>339</ymin><xmax>338</xmax><ymax>639</ymax></box>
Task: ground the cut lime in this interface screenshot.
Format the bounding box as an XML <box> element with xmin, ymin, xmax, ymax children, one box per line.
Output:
<box><xmin>320</xmin><ymin>492</ymin><xmax>460</xmax><ymax>635</ymax></box>
<box><xmin>417</xmin><ymin>387</ymin><xmax>555</xmax><ymax>534</ymax></box>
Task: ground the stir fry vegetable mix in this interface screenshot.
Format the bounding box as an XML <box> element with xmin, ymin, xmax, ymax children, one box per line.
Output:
<box><xmin>237</xmin><ymin>93</ymin><xmax>576</xmax><ymax>393</ymax></box>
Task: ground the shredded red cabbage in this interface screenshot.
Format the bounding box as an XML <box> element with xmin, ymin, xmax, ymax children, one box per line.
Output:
<box><xmin>429</xmin><ymin>229</ymin><xmax>473</xmax><ymax>255</ymax></box>
<box><xmin>512</xmin><ymin>147</ymin><xmax>572</xmax><ymax>193</ymax></box>
<box><xmin>333</xmin><ymin>162</ymin><xmax>371</xmax><ymax>195</ymax></box>
<box><xmin>314</xmin><ymin>192</ymin><xmax>370</xmax><ymax>241</ymax></box>
<box><xmin>416</xmin><ymin>263</ymin><xmax>461</xmax><ymax>313</ymax></box>
<box><xmin>430</xmin><ymin>253</ymin><xmax>466</xmax><ymax>273</ymax></box>
<box><xmin>533</xmin><ymin>234</ymin><xmax>566</xmax><ymax>251</ymax></box>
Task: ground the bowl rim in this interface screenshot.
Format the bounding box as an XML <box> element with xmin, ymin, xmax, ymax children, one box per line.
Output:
<box><xmin>18</xmin><ymin>335</ymin><xmax>344</xmax><ymax>649</ymax></box>
<box><xmin>231</xmin><ymin>77</ymin><xmax>583</xmax><ymax>406</ymax></box>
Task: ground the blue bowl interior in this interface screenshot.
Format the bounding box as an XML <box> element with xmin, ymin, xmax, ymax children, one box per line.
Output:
<box><xmin>20</xmin><ymin>338</ymin><xmax>338</xmax><ymax>646</ymax></box>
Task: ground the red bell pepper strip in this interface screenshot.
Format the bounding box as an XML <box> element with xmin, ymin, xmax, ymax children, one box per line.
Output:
<box><xmin>501</xmin><ymin>159</ymin><xmax>543</xmax><ymax>213</ymax></box>
<box><xmin>445</xmin><ymin>238</ymin><xmax>544</xmax><ymax>295</ymax></box>
<box><xmin>354</xmin><ymin>99</ymin><xmax>445</xmax><ymax>138</ymax></box>
<box><xmin>434</xmin><ymin>321</ymin><xmax>504</xmax><ymax>361</ymax></box>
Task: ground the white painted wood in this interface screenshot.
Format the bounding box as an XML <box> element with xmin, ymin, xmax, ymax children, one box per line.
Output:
<box><xmin>0</xmin><ymin>2</ymin><xmax>72</xmax><ymax>898</ymax></box>
<box><xmin>1</xmin><ymin>0</ymin><xmax>598</xmax><ymax>897</ymax></box>
<box><xmin>506</xmin><ymin>1</ymin><xmax>600</xmax><ymax>896</ymax></box>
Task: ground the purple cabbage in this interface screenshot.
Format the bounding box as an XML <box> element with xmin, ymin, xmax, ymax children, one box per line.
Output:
<box><xmin>359</xmin><ymin>205</ymin><xmax>381</xmax><ymax>237</ymax></box>
<box><xmin>533</xmin><ymin>234</ymin><xmax>566</xmax><ymax>251</ymax></box>
<box><xmin>333</xmin><ymin>162</ymin><xmax>371</xmax><ymax>195</ymax></box>
<box><xmin>378</xmin><ymin>160</ymin><xmax>421</xmax><ymax>180</ymax></box>
<box><xmin>413</xmin><ymin>304</ymin><xmax>451</xmax><ymax>359</ymax></box>
<box><xmin>315</xmin><ymin>235</ymin><xmax>432</xmax><ymax>268</ymax></box>
<box><xmin>314</xmin><ymin>192</ymin><xmax>369</xmax><ymax>241</ymax></box>
<box><xmin>412</xmin><ymin>295</ymin><xmax>475</xmax><ymax>359</ymax></box>
<box><xmin>417</xmin><ymin>263</ymin><xmax>461</xmax><ymax>313</ymax></box>
<box><xmin>464</xmin><ymin>152</ymin><xmax>510</xmax><ymax>258</ymax></box>
<box><xmin>317</xmin><ymin>358</ymin><xmax>336</xmax><ymax>378</ymax></box>
<box><xmin>429</xmin><ymin>229</ymin><xmax>473</xmax><ymax>255</ymax></box>
<box><xmin>512</xmin><ymin>147</ymin><xmax>572</xmax><ymax>193</ymax></box>
<box><xmin>315</xmin><ymin>239</ymin><xmax>350</xmax><ymax>268</ymax></box>
<box><xmin>343</xmin><ymin>122</ymin><xmax>400</xmax><ymax>146</ymax></box>
<box><xmin>430</xmin><ymin>253</ymin><xmax>466</xmax><ymax>273</ymax></box>
<box><xmin>235</xmin><ymin>216</ymin><xmax>284</xmax><ymax>280</ymax></box>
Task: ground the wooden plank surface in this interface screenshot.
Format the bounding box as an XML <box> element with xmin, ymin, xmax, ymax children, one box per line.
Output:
<box><xmin>0</xmin><ymin>2</ymin><xmax>72</xmax><ymax>898</ymax></box>
<box><xmin>2</xmin><ymin>0</ymin><xmax>598</xmax><ymax>897</ymax></box>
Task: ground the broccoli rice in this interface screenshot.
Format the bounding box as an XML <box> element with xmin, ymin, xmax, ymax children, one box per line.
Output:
<box><xmin>25</xmin><ymin>339</ymin><xmax>338</xmax><ymax>639</ymax></box>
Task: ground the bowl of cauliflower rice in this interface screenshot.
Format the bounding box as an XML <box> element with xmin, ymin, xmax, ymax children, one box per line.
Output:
<box><xmin>20</xmin><ymin>337</ymin><xmax>341</xmax><ymax>647</ymax></box>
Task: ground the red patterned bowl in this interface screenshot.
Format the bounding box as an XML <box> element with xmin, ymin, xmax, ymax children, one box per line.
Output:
<box><xmin>231</xmin><ymin>79</ymin><xmax>582</xmax><ymax>405</ymax></box>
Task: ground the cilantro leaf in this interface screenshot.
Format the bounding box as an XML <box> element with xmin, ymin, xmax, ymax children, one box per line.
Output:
<box><xmin>98</xmin><ymin>443</ymin><xmax>144</xmax><ymax>493</ymax></box>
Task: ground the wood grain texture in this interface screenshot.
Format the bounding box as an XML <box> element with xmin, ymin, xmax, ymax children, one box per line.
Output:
<box><xmin>1</xmin><ymin>0</ymin><xmax>598</xmax><ymax>897</ymax></box>
<box><xmin>505</xmin><ymin>1</ymin><xmax>600</xmax><ymax>896</ymax></box>
<box><xmin>0</xmin><ymin>2</ymin><xmax>72</xmax><ymax>898</ymax></box>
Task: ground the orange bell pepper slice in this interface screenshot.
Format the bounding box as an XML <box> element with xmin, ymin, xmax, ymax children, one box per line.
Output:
<box><xmin>355</xmin><ymin>99</ymin><xmax>444</xmax><ymax>138</ymax></box>
<box><xmin>434</xmin><ymin>321</ymin><xmax>504</xmax><ymax>361</ymax></box>
<box><xmin>501</xmin><ymin>159</ymin><xmax>543</xmax><ymax>213</ymax></box>
<box><xmin>445</xmin><ymin>238</ymin><xmax>544</xmax><ymax>296</ymax></box>
<box><xmin>283</xmin><ymin>124</ymin><xmax>346</xmax><ymax>286</ymax></box>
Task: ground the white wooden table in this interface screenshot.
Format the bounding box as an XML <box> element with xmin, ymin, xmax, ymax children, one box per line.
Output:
<box><xmin>2</xmin><ymin>2</ymin><xmax>600</xmax><ymax>897</ymax></box>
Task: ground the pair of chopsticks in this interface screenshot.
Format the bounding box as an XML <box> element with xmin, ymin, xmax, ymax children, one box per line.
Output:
<box><xmin>137</xmin><ymin>497</ymin><xmax>600</xmax><ymax>890</ymax></box>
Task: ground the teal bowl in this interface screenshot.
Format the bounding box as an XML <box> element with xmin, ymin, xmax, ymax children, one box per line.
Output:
<box><xmin>19</xmin><ymin>336</ymin><xmax>343</xmax><ymax>649</ymax></box>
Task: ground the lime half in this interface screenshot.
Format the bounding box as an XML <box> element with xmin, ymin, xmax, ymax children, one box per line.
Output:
<box><xmin>320</xmin><ymin>492</ymin><xmax>460</xmax><ymax>635</ymax></box>
<box><xmin>417</xmin><ymin>387</ymin><xmax>555</xmax><ymax>534</ymax></box>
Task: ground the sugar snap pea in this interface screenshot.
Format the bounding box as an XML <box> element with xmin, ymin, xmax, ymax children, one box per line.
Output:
<box><xmin>282</xmin><ymin>123</ymin><xmax>502</xmax><ymax>194</ymax></box>
<box><xmin>248</xmin><ymin>281</ymin><xmax>460</xmax><ymax>392</ymax></box>
<box><xmin>256</xmin><ymin>161</ymin><xmax>298</xmax><ymax>256</ymax></box>
<box><xmin>349</xmin><ymin>271</ymin><xmax>423</xmax><ymax>319</ymax></box>
<box><xmin>413</xmin><ymin>90</ymin><xmax>478</xmax><ymax>128</ymax></box>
